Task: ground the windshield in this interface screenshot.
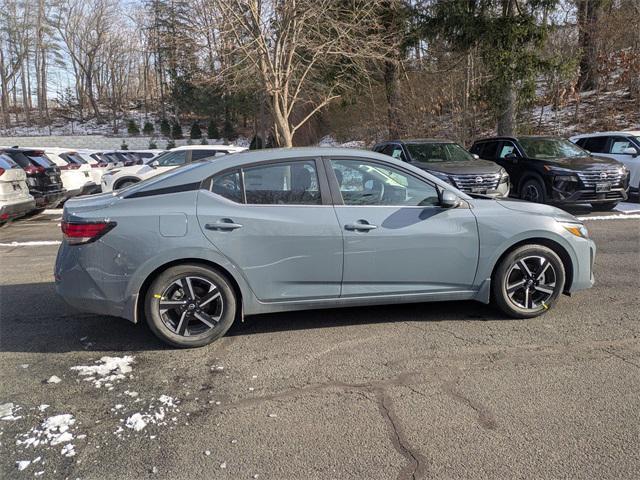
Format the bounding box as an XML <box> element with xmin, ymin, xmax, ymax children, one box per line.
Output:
<box><xmin>519</xmin><ymin>138</ymin><xmax>587</xmax><ymax>159</ymax></box>
<box><xmin>406</xmin><ymin>143</ymin><xmax>474</xmax><ymax>163</ymax></box>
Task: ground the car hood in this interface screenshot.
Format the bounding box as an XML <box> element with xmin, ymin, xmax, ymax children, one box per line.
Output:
<box><xmin>535</xmin><ymin>155</ymin><xmax>621</xmax><ymax>170</ymax></box>
<box><xmin>496</xmin><ymin>198</ymin><xmax>579</xmax><ymax>223</ymax></box>
<box><xmin>413</xmin><ymin>160</ymin><xmax>502</xmax><ymax>175</ymax></box>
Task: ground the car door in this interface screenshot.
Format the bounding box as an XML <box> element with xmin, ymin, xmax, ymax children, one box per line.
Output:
<box><xmin>197</xmin><ymin>158</ymin><xmax>343</xmax><ymax>301</ymax></box>
<box><xmin>496</xmin><ymin>140</ymin><xmax>524</xmax><ymax>187</ymax></box>
<box><xmin>602</xmin><ymin>136</ymin><xmax>640</xmax><ymax>190</ymax></box>
<box><xmin>327</xmin><ymin>157</ymin><xmax>479</xmax><ymax>297</ymax></box>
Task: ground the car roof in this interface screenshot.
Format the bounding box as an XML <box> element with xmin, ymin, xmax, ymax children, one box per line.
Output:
<box><xmin>31</xmin><ymin>147</ymin><xmax>78</xmax><ymax>154</ymax></box>
<box><xmin>0</xmin><ymin>147</ymin><xmax>47</xmax><ymax>153</ymax></box>
<box><xmin>171</xmin><ymin>145</ymin><xmax>247</xmax><ymax>152</ymax></box>
<box><xmin>377</xmin><ymin>138</ymin><xmax>455</xmax><ymax>145</ymax></box>
<box><xmin>570</xmin><ymin>131</ymin><xmax>640</xmax><ymax>138</ymax></box>
<box><xmin>472</xmin><ymin>135</ymin><xmax>563</xmax><ymax>143</ymax></box>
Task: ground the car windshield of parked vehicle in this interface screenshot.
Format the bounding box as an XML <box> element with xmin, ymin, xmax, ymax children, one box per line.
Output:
<box><xmin>519</xmin><ymin>138</ymin><xmax>587</xmax><ymax>159</ymax></box>
<box><xmin>406</xmin><ymin>142</ymin><xmax>474</xmax><ymax>163</ymax></box>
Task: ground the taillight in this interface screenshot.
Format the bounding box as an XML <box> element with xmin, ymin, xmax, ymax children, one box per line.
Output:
<box><xmin>61</xmin><ymin>221</ymin><xmax>116</xmax><ymax>245</ymax></box>
<box><xmin>60</xmin><ymin>163</ymin><xmax>80</xmax><ymax>170</ymax></box>
<box><xmin>24</xmin><ymin>165</ymin><xmax>45</xmax><ymax>174</ymax></box>
<box><xmin>0</xmin><ymin>168</ymin><xmax>4</xmax><ymax>177</ymax></box>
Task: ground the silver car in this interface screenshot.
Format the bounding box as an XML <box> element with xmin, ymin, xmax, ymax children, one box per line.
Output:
<box><xmin>55</xmin><ymin>148</ymin><xmax>595</xmax><ymax>348</ymax></box>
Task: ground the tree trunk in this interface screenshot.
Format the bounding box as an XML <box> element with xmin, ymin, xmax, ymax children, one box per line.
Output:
<box><xmin>577</xmin><ymin>0</ymin><xmax>602</xmax><ymax>91</ymax></box>
<box><xmin>384</xmin><ymin>59</ymin><xmax>403</xmax><ymax>139</ymax></box>
<box><xmin>497</xmin><ymin>83</ymin><xmax>515</xmax><ymax>136</ymax></box>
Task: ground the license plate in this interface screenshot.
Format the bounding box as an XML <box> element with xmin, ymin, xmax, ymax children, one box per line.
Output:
<box><xmin>471</xmin><ymin>187</ymin><xmax>487</xmax><ymax>193</ymax></box>
<box><xmin>595</xmin><ymin>182</ymin><xmax>611</xmax><ymax>193</ymax></box>
<box><xmin>12</xmin><ymin>182</ymin><xmax>20</xmax><ymax>191</ymax></box>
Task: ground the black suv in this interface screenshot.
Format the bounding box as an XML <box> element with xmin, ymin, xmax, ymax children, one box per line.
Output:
<box><xmin>470</xmin><ymin>136</ymin><xmax>629</xmax><ymax>210</ymax></box>
<box><xmin>373</xmin><ymin>139</ymin><xmax>510</xmax><ymax>198</ymax></box>
<box><xmin>1</xmin><ymin>148</ymin><xmax>66</xmax><ymax>209</ymax></box>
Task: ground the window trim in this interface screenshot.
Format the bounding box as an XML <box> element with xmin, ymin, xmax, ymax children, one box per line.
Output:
<box><xmin>205</xmin><ymin>157</ymin><xmax>332</xmax><ymax>206</ymax></box>
<box><xmin>321</xmin><ymin>156</ymin><xmax>443</xmax><ymax>208</ymax></box>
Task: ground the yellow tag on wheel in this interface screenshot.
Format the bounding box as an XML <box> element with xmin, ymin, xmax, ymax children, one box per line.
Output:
<box><xmin>153</xmin><ymin>294</ymin><xmax>162</xmax><ymax>299</ymax></box>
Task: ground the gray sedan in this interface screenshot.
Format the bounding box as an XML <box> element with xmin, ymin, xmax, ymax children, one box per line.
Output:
<box><xmin>55</xmin><ymin>148</ymin><xmax>595</xmax><ymax>348</ymax></box>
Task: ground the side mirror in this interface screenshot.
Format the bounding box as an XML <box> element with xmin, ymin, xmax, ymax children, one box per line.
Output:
<box><xmin>623</xmin><ymin>147</ymin><xmax>639</xmax><ymax>157</ymax></box>
<box><xmin>441</xmin><ymin>190</ymin><xmax>460</xmax><ymax>209</ymax></box>
<box><xmin>150</xmin><ymin>160</ymin><xmax>159</xmax><ymax>167</ymax></box>
<box><xmin>472</xmin><ymin>154</ymin><xmax>480</xmax><ymax>160</ymax></box>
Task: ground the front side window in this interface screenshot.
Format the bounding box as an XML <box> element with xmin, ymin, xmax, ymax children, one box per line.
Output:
<box><xmin>244</xmin><ymin>160</ymin><xmax>321</xmax><ymax>205</ymax></box>
<box><xmin>331</xmin><ymin>159</ymin><xmax>439</xmax><ymax>207</ymax></box>
<box><xmin>518</xmin><ymin>138</ymin><xmax>587</xmax><ymax>159</ymax></box>
<box><xmin>390</xmin><ymin>146</ymin><xmax>406</xmax><ymax>161</ymax></box>
<box><xmin>156</xmin><ymin>151</ymin><xmax>187</xmax><ymax>167</ymax></box>
<box><xmin>498</xmin><ymin>142</ymin><xmax>517</xmax><ymax>159</ymax></box>
<box><xmin>581</xmin><ymin>136</ymin><xmax>607</xmax><ymax>153</ymax></box>
<box><xmin>609</xmin><ymin>137</ymin><xmax>633</xmax><ymax>154</ymax></box>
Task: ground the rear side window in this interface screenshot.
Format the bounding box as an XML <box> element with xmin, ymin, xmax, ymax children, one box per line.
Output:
<box><xmin>479</xmin><ymin>141</ymin><xmax>499</xmax><ymax>159</ymax></box>
<box><xmin>211</xmin><ymin>170</ymin><xmax>242</xmax><ymax>203</ymax></box>
<box><xmin>244</xmin><ymin>160</ymin><xmax>321</xmax><ymax>205</ymax></box>
<box><xmin>581</xmin><ymin>136</ymin><xmax>607</xmax><ymax>153</ymax></box>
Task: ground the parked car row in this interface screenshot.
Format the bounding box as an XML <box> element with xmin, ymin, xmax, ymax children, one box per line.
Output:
<box><xmin>374</xmin><ymin>133</ymin><xmax>635</xmax><ymax>210</ymax></box>
<box><xmin>0</xmin><ymin>147</ymin><xmax>167</xmax><ymax>223</ymax></box>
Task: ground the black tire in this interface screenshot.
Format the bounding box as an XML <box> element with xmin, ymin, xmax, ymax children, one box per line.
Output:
<box><xmin>591</xmin><ymin>201</ymin><xmax>618</xmax><ymax>211</ymax></box>
<box><xmin>492</xmin><ymin>244</ymin><xmax>565</xmax><ymax>319</ymax></box>
<box><xmin>145</xmin><ymin>264</ymin><xmax>237</xmax><ymax>348</ymax></box>
<box><xmin>115</xmin><ymin>179</ymin><xmax>138</xmax><ymax>190</ymax></box>
<box><xmin>520</xmin><ymin>177</ymin><xmax>546</xmax><ymax>203</ymax></box>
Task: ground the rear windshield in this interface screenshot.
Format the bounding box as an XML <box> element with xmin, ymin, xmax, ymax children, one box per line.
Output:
<box><xmin>25</xmin><ymin>152</ymin><xmax>56</xmax><ymax>168</ymax></box>
<box><xmin>6</xmin><ymin>151</ymin><xmax>34</xmax><ymax>168</ymax></box>
<box><xmin>0</xmin><ymin>154</ymin><xmax>19</xmax><ymax>169</ymax></box>
<box><xmin>64</xmin><ymin>153</ymin><xmax>87</xmax><ymax>164</ymax></box>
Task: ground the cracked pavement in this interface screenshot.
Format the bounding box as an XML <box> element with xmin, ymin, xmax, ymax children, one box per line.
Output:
<box><xmin>1</xmin><ymin>210</ymin><xmax>639</xmax><ymax>479</ymax></box>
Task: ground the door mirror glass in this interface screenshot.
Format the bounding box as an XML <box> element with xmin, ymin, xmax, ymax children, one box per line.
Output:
<box><xmin>441</xmin><ymin>190</ymin><xmax>460</xmax><ymax>208</ymax></box>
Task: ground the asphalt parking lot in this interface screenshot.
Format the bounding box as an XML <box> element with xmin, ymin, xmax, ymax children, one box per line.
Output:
<box><xmin>1</xmin><ymin>204</ymin><xmax>639</xmax><ymax>479</ymax></box>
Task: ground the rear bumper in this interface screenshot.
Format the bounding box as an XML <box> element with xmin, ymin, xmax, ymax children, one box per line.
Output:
<box><xmin>0</xmin><ymin>197</ymin><xmax>36</xmax><ymax>220</ymax></box>
<box><xmin>32</xmin><ymin>189</ymin><xmax>67</xmax><ymax>208</ymax></box>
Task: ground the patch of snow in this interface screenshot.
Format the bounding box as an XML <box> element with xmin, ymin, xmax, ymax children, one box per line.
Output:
<box><xmin>20</xmin><ymin>364</ymin><xmax>29</xmax><ymax>369</ymax></box>
<box><xmin>0</xmin><ymin>402</ymin><xmax>15</xmax><ymax>417</ymax></box>
<box><xmin>220</xmin><ymin>462</ymin><xmax>227</xmax><ymax>469</ymax></box>
<box><xmin>339</xmin><ymin>140</ymin><xmax>366</xmax><ymax>149</ymax></box>
<box><xmin>0</xmin><ymin>241</ymin><xmax>62</xmax><ymax>247</ymax></box>
<box><xmin>38</xmin><ymin>405</ymin><xmax>49</xmax><ymax>412</ymax></box>
<box><xmin>124</xmin><ymin>390</ymin><xmax>138</xmax><ymax>397</ymax></box>
<box><xmin>318</xmin><ymin>135</ymin><xmax>339</xmax><ymax>147</ymax></box>
<box><xmin>205</xmin><ymin>450</ymin><xmax>211</xmax><ymax>456</ymax></box>
<box><xmin>61</xmin><ymin>444</ymin><xmax>76</xmax><ymax>457</ymax></box>
<box><xmin>579</xmin><ymin>214</ymin><xmax>640</xmax><ymax>221</ymax></box>
<box><xmin>46</xmin><ymin>376</ymin><xmax>62</xmax><ymax>384</ymax></box>
<box><xmin>17</xmin><ymin>414</ymin><xmax>76</xmax><ymax>449</ymax></box>
<box><xmin>267</xmin><ymin>413</ymin><xmax>277</xmax><ymax>418</ymax></box>
<box><xmin>158</xmin><ymin>395</ymin><xmax>177</xmax><ymax>408</ymax></box>
<box><xmin>16</xmin><ymin>460</ymin><xmax>31</xmax><ymax>471</ymax></box>
<box><xmin>71</xmin><ymin>356</ymin><xmax>134</xmax><ymax>388</ymax></box>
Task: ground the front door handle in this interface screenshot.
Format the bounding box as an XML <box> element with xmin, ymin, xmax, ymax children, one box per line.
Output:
<box><xmin>205</xmin><ymin>219</ymin><xmax>243</xmax><ymax>231</ymax></box>
<box><xmin>344</xmin><ymin>220</ymin><xmax>377</xmax><ymax>232</ymax></box>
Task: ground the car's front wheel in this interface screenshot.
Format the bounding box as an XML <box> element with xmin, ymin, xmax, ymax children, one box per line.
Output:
<box><xmin>145</xmin><ymin>264</ymin><xmax>237</xmax><ymax>348</ymax></box>
<box><xmin>492</xmin><ymin>245</ymin><xmax>565</xmax><ymax>318</ymax></box>
<box><xmin>520</xmin><ymin>178</ymin><xmax>546</xmax><ymax>203</ymax></box>
<box><xmin>591</xmin><ymin>201</ymin><xmax>618</xmax><ymax>211</ymax></box>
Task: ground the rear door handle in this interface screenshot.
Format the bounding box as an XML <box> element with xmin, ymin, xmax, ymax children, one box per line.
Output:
<box><xmin>344</xmin><ymin>221</ymin><xmax>377</xmax><ymax>232</ymax></box>
<box><xmin>205</xmin><ymin>219</ymin><xmax>243</xmax><ymax>231</ymax></box>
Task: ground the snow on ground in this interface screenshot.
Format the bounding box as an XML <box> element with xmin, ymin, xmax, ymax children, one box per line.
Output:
<box><xmin>17</xmin><ymin>414</ymin><xmax>76</xmax><ymax>449</ymax></box>
<box><xmin>123</xmin><ymin>395</ymin><xmax>180</xmax><ymax>433</ymax></box>
<box><xmin>0</xmin><ymin>403</ymin><xmax>22</xmax><ymax>421</ymax></box>
<box><xmin>70</xmin><ymin>355</ymin><xmax>135</xmax><ymax>389</ymax></box>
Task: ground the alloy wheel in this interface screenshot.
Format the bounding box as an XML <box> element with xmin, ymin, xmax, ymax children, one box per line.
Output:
<box><xmin>158</xmin><ymin>276</ymin><xmax>223</xmax><ymax>337</ymax></box>
<box><xmin>504</xmin><ymin>255</ymin><xmax>557</xmax><ymax>310</ymax></box>
<box><xmin>522</xmin><ymin>184</ymin><xmax>541</xmax><ymax>202</ymax></box>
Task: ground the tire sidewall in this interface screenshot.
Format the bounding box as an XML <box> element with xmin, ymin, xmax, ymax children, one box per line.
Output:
<box><xmin>145</xmin><ymin>264</ymin><xmax>236</xmax><ymax>348</ymax></box>
<box><xmin>520</xmin><ymin>177</ymin><xmax>546</xmax><ymax>203</ymax></box>
<box><xmin>492</xmin><ymin>245</ymin><xmax>565</xmax><ymax>319</ymax></box>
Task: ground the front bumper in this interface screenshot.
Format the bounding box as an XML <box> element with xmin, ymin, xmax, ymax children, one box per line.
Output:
<box><xmin>550</xmin><ymin>176</ymin><xmax>629</xmax><ymax>204</ymax></box>
<box><xmin>567</xmin><ymin>236</ymin><xmax>596</xmax><ymax>293</ymax></box>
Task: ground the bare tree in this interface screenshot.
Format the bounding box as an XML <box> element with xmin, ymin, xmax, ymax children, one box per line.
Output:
<box><xmin>217</xmin><ymin>0</ymin><xmax>393</xmax><ymax>147</ymax></box>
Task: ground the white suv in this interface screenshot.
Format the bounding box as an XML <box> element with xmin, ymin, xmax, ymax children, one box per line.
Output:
<box><xmin>36</xmin><ymin>147</ymin><xmax>97</xmax><ymax>203</ymax></box>
<box><xmin>0</xmin><ymin>153</ymin><xmax>35</xmax><ymax>222</ymax></box>
<box><xmin>570</xmin><ymin>131</ymin><xmax>640</xmax><ymax>197</ymax></box>
<box><xmin>101</xmin><ymin>145</ymin><xmax>247</xmax><ymax>192</ymax></box>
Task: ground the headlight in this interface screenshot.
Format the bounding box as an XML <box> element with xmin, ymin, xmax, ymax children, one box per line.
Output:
<box><xmin>554</xmin><ymin>174</ymin><xmax>579</xmax><ymax>182</ymax></box>
<box><xmin>619</xmin><ymin>166</ymin><xmax>630</xmax><ymax>177</ymax></box>
<box><xmin>499</xmin><ymin>169</ymin><xmax>509</xmax><ymax>184</ymax></box>
<box><xmin>559</xmin><ymin>221</ymin><xmax>589</xmax><ymax>239</ymax></box>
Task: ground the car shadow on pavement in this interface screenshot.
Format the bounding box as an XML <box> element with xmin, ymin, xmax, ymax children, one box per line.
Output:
<box><xmin>1</xmin><ymin>282</ymin><xmax>501</xmax><ymax>353</ymax></box>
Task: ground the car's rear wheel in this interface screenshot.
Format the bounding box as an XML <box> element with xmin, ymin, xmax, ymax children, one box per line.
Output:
<box><xmin>520</xmin><ymin>178</ymin><xmax>546</xmax><ymax>203</ymax></box>
<box><xmin>145</xmin><ymin>264</ymin><xmax>236</xmax><ymax>348</ymax></box>
<box><xmin>591</xmin><ymin>201</ymin><xmax>618</xmax><ymax>211</ymax></box>
<box><xmin>492</xmin><ymin>245</ymin><xmax>565</xmax><ymax>318</ymax></box>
